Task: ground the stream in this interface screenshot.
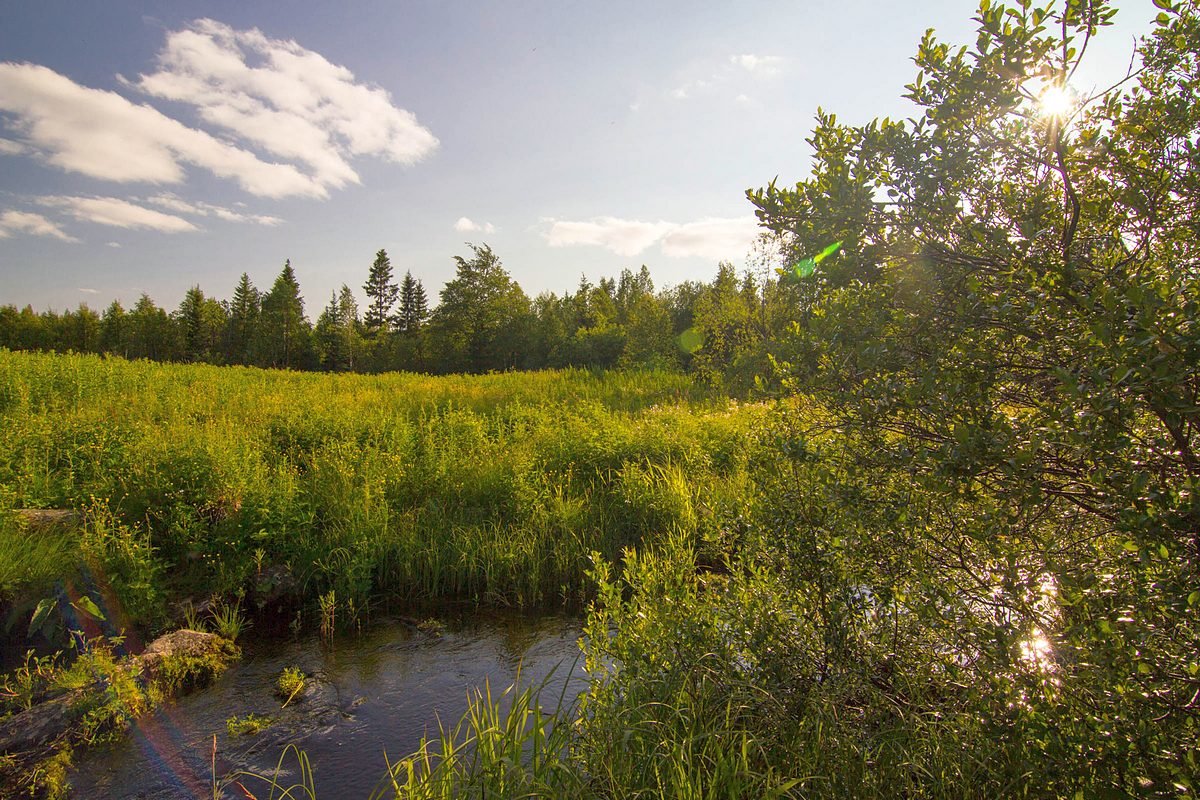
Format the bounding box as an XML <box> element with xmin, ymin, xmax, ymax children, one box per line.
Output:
<box><xmin>69</xmin><ymin>613</ymin><xmax>586</xmax><ymax>799</ymax></box>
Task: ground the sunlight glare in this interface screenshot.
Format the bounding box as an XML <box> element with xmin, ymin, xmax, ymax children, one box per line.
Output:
<box><xmin>1037</xmin><ymin>84</ymin><xmax>1078</xmax><ymax>122</ymax></box>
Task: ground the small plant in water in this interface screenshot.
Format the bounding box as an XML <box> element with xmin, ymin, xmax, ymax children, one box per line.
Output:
<box><xmin>318</xmin><ymin>590</ymin><xmax>336</xmax><ymax>644</ymax></box>
<box><xmin>226</xmin><ymin>713</ymin><xmax>273</xmax><ymax>737</ymax></box>
<box><xmin>275</xmin><ymin>666</ymin><xmax>305</xmax><ymax>707</ymax></box>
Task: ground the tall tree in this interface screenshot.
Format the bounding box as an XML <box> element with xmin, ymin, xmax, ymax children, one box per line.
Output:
<box><xmin>225</xmin><ymin>273</ymin><xmax>260</xmax><ymax>365</ymax></box>
<box><xmin>100</xmin><ymin>300</ymin><xmax>128</xmax><ymax>357</ymax></box>
<box><xmin>395</xmin><ymin>271</ymin><xmax>429</xmax><ymax>334</ymax></box>
<box><xmin>259</xmin><ymin>260</ymin><xmax>312</xmax><ymax>370</ymax></box>
<box><xmin>744</xmin><ymin>1</ymin><xmax>1200</xmax><ymax>791</ymax></box>
<box><xmin>363</xmin><ymin>249</ymin><xmax>399</xmax><ymax>333</ymax></box>
<box><xmin>427</xmin><ymin>244</ymin><xmax>532</xmax><ymax>373</ymax></box>
<box><xmin>176</xmin><ymin>286</ymin><xmax>226</xmax><ymax>363</ymax></box>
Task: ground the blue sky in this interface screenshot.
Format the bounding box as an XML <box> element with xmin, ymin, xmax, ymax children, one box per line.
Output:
<box><xmin>0</xmin><ymin>1</ymin><xmax>1156</xmax><ymax>313</ymax></box>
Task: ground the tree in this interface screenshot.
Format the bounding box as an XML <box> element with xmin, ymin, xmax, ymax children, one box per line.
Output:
<box><xmin>225</xmin><ymin>273</ymin><xmax>260</xmax><ymax>365</ymax></box>
<box><xmin>743</xmin><ymin>1</ymin><xmax>1199</xmax><ymax>792</ymax></box>
<box><xmin>259</xmin><ymin>260</ymin><xmax>312</xmax><ymax>370</ymax></box>
<box><xmin>427</xmin><ymin>244</ymin><xmax>532</xmax><ymax>373</ymax></box>
<box><xmin>395</xmin><ymin>271</ymin><xmax>429</xmax><ymax>334</ymax></box>
<box><xmin>176</xmin><ymin>286</ymin><xmax>226</xmax><ymax>363</ymax></box>
<box><xmin>127</xmin><ymin>294</ymin><xmax>176</xmax><ymax>361</ymax></box>
<box><xmin>314</xmin><ymin>285</ymin><xmax>362</xmax><ymax>372</ymax></box>
<box><xmin>363</xmin><ymin>249</ymin><xmax>399</xmax><ymax>333</ymax></box>
<box><xmin>100</xmin><ymin>300</ymin><xmax>128</xmax><ymax>357</ymax></box>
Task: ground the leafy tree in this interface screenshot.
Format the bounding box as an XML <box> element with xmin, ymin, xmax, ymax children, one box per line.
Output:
<box><xmin>428</xmin><ymin>244</ymin><xmax>532</xmax><ymax>373</ymax></box>
<box><xmin>363</xmin><ymin>249</ymin><xmax>399</xmax><ymax>333</ymax></box>
<box><xmin>259</xmin><ymin>260</ymin><xmax>312</xmax><ymax>370</ymax></box>
<box><xmin>741</xmin><ymin>0</ymin><xmax>1200</xmax><ymax>792</ymax></box>
<box><xmin>689</xmin><ymin>262</ymin><xmax>758</xmax><ymax>386</ymax></box>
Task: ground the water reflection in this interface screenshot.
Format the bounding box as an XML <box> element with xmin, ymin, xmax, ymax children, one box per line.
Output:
<box><xmin>69</xmin><ymin>613</ymin><xmax>584</xmax><ymax>799</ymax></box>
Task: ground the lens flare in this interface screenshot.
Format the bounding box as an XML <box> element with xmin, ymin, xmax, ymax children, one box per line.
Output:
<box><xmin>1038</xmin><ymin>84</ymin><xmax>1077</xmax><ymax>121</ymax></box>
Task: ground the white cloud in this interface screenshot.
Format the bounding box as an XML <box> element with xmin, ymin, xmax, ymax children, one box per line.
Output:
<box><xmin>454</xmin><ymin>216</ymin><xmax>495</xmax><ymax>234</ymax></box>
<box><xmin>37</xmin><ymin>195</ymin><xmax>198</xmax><ymax>233</ymax></box>
<box><xmin>78</xmin><ymin>287</ymin><xmax>100</xmax><ymax>294</ymax></box>
<box><xmin>544</xmin><ymin>215</ymin><xmax>758</xmax><ymax>261</ymax></box>
<box><xmin>660</xmin><ymin>217</ymin><xmax>759</xmax><ymax>260</ymax></box>
<box><xmin>0</xmin><ymin>138</ymin><xmax>28</xmax><ymax>155</ymax></box>
<box><xmin>130</xmin><ymin>19</ymin><xmax>439</xmax><ymax>192</ymax></box>
<box><xmin>147</xmin><ymin>192</ymin><xmax>283</xmax><ymax>225</ymax></box>
<box><xmin>0</xmin><ymin>209</ymin><xmax>78</xmax><ymax>242</ymax></box>
<box><xmin>730</xmin><ymin>54</ymin><xmax>784</xmax><ymax>77</ymax></box>
<box><xmin>106</xmin><ymin>241</ymin><xmax>121</xmax><ymax>248</ymax></box>
<box><xmin>0</xmin><ymin>62</ymin><xmax>324</xmax><ymax>198</ymax></box>
<box><xmin>545</xmin><ymin>216</ymin><xmax>675</xmax><ymax>258</ymax></box>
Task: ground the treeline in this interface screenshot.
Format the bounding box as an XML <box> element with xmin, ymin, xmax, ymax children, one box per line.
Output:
<box><xmin>0</xmin><ymin>243</ymin><xmax>810</xmax><ymax>388</ymax></box>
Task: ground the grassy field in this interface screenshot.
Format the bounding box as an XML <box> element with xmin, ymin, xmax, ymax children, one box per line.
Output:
<box><xmin>0</xmin><ymin>349</ymin><xmax>765</xmax><ymax>635</ymax></box>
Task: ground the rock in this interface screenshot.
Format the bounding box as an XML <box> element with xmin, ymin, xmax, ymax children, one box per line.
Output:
<box><xmin>0</xmin><ymin>690</ymin><xmax>85</xmax><ymax>754</ymax></box>
<box><xmin>138</xmin><ymin>629</ymin><xmax>239</xmax><ymax>688</ymax></box>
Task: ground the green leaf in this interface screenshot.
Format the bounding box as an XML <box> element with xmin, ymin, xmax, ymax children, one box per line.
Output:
<box><xmin>71</xmin><ymin>595</ymin><xmax>106</xmax><ymax>622</ymax></box>
<box><xmin>1188</xmin><ymin>590</ymin><xmax>1199</xmax><ymax>607</ymax></box>
<box><xmin>29</xmin><ymin>598</ymin><xmax>55</xmax><ymax>636</ymax></box>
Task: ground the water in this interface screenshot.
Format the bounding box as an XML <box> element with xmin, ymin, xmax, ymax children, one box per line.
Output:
<box><xmin>69</xmin><ymin>613</ymin><xmax>585</xmax><ymax>799</ymax></box>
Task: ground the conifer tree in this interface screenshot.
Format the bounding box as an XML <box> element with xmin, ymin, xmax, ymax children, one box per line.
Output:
<box><xmin>259</xmin><ymin>260</ymin><xmax>311</xmax><ymax>369</ymax></box>
<box><xmin>396</xmin><ymin>271</ymin><xmax>429</xmax><ymax>333</ymax></box>
<box><xmin>363</xmin><ymin>249</ymin><xmax>399</xmax><ymax>333</ymax></box>
<box><xmin>225</xmin><ymin>273</ymin><xmax>260</xmax><ymax>365</ymax></box>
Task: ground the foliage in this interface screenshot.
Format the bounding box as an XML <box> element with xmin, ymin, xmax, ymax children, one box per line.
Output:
<box><xmin>372</xmin><ymin>674</ymin><xmax>582</xmax><ymax>800</ymax></box>
<box><xmin>364</xmin><ymin>249</ymin><xmax>400</xmax><ymax>333</ymax></box>
<box><xmin>427</xmin><ymin>243</ymin><xmax>534</xmax><ymax>373</ymax></box>
<box><xmin>227</xmin><ymin>712</ymin><xmax>274</xmax><ymax>736</ymax></box>
<box><xmin>276</xmin><ymin>666</ymin><xmax>305</xmax><ymax>705</ymax></box>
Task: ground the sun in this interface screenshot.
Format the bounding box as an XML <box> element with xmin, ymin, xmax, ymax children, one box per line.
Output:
<box><xmin>1037</xmin><ymin>84</ymin><xmax>1078</xmax><ymax>121</ymax></box>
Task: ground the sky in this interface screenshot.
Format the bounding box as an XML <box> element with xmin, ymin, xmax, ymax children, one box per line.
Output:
<box><xmin>0</xmin><ymin>0</ymin><xmax>1158</xmax><ymax>314</ymax></box>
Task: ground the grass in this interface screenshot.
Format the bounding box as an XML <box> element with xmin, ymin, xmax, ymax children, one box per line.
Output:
<box><xmin>0</xmin><ymin>349</ymin><xmax>762</xmax><ymax>632</ymax></box>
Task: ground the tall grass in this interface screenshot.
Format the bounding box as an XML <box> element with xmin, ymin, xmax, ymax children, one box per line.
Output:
<box><xmin>0</xmin><ymin>350</ymin><xmax>764</xmax><ymax>632</ymax></box>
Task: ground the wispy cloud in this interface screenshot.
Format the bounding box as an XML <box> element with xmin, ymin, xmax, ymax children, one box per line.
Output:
<box><xmin>0</xmin><ymin>138</ymin><xmax>28</xmax><ymax>155</ymax></box>
<box><xmin>660</xmin><ymin>217</ymin><xmax>760</xmax><ymax>260</ymax></box>
<box><xmin>36</xmin><ymin>195</ymin><xmax>198</xmax><ymax>233</ymax></box>
<box><xmin>78</xmin><ymin>287</ymin><xmax>100</xmax><ymax>294</ymax></box>
<box><xmin>0</xmin><ymin>63</ymin><xmax>323</xmax><ymax>198</ymax></box>
<box><xmin>130</xmin><ymin>19</ymin><xmax>439</xmax><ymax>192</ymax></box>
<box><xmin>667</xmin><ymin>52</ymin><xmax>785</xmax><ymax>103</ymax></box>
<box><xmin>730</xmin><ymin>54</ymin><xmax>784</xmax><ymax>77</ymax></box>
<box><xmin>106</xmin><ymin>241</ymin><xmax>122</xmax><ymax>248</ymax></box>
<box><xmin>544</xmin><ymin>217</ymin><xmax>675</xmax><ymax>258</ymax></box>
<box><xmin>454</xmin><ymin>216</ymin><xmax>496</xmax><ymax>234</ymax></box>
<box><xmin>0</xmin><ymin>209</ymin><xmax>78</xmax><ymax>242</ymax></box>
<box><xmin>147</xmin><ymin>192</ymin><xmax>283</xmax><ymax>225</ymax></box>
<box><xmin>544</xmin><ymin>215</ymin><xmax>758</xmax><ymax>261</ymax></box>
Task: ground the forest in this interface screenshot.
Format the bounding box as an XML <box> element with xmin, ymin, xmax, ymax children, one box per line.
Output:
<box><xmin>2</xmin><ymin>0</ymin><xmax>1198</xmax><ymax>797</ymax></box>
<box><xmin>0</xmin><ymin>246</ymin><xmax>778</xmax><ymax>390</ymax></box>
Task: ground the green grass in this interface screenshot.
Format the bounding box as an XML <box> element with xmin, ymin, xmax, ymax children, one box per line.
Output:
<box><xmin>0</xmin><ymin>349</ymin><xmax>764</xmax><ymax>632</ymax></box>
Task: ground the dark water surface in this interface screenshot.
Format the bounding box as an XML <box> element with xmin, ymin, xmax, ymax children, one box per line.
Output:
<box><xmin>69</xmin><ymin>614</ymin><xmax>585</xmax><ymax>799</ymax></box>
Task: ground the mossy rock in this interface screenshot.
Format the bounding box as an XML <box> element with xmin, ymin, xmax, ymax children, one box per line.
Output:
<box><xmin>138</xmin><ymin>629</ymin><xmax>240</xmax><ymax>693</ymax></box>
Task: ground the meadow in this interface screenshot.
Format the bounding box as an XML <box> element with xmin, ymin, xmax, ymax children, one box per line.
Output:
<box><xmin>0</xmin><ymin>348</ymin><xmax>763</xmax><ymax>637</ymax></box>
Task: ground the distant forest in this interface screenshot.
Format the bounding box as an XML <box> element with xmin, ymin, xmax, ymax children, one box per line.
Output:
<box><xmin>0</xmin><ymin>242</ymin><xmax>808</xmax><ymax>390</ymax></box>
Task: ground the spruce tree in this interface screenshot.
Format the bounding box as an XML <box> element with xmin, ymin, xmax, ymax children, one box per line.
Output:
<box><xmin>225</xmin><ymin>273</ymin><xmax>260</xmax><ymax>365</ymax></box>
<box><xmin>363</xmin><ymin>249</ymin><xmax>399</xmax><ymax>333</ymax></box>
<box><xmin>396</xmin><ymin>271</ymin><xmax>429</xmax><ymax>333</ymax></box>
<box><xmin>260</xmin><ymin>260</ymin><xmax>311</xmax><ymax>369</ymax></box>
